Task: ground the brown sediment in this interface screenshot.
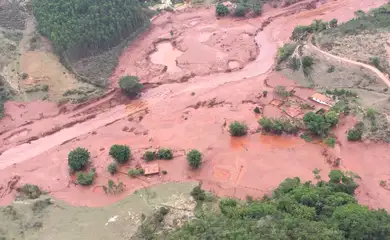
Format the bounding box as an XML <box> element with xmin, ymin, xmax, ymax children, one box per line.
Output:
<box><xmin>0</xmin><ymin>0</ymin><xmax>390</xmax><ymax>211</ymax></box>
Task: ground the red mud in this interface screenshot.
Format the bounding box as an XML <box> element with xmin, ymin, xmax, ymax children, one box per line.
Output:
<box><xmin>1</xmin><ymin>0</ymin><xmax>390</xmax><ymax>210</ymax></box>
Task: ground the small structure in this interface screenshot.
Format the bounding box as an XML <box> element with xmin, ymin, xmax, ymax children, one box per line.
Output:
<box><xmin>142</xmin><ymin>163</ymin><xmax>160</xmax><ymax>176</ymax></box>
<box><xmin>309</xmin><ymin>93</ymin><xmax>335</xmax><ymax>107</ymax></box>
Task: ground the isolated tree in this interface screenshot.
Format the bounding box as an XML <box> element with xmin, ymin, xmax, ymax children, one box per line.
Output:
<box><xmin>187</xmin><ymin>149</ymin><xmax>202</xmax><ymax>169</ymax></box>
<box><xmin>119</xmin><ymin>76</ymin><xmax>143</xmax><ymax>97</ymax></box>
<box><xmin>109</xmin><ymin>145</ymin><xmax>131</xmax><ymax>163</ymax></box>
<box><xmin>68</xmin><ymin>147</ymin><xmax>90</xmax><ymax>171</ymax></box>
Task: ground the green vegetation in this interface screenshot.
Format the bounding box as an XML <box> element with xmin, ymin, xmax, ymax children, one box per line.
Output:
<box><xmin>143</xmin><ymin>150</ymin><xmax>155</xmax><ymax>161</ymax></box>
<box><xmin>347</xmin><ymin>122</ymin><xmax>364</xmax><ymax>141</ymax></box>
<box><xmin>68</xmin><ymin>147</ymin><xmax>90</xmax><ymax>171</ymax></box>
<box><xmin>291</xmin><ymin>19</ymin><xmax>329</xmax><ymax>41</ymax></box>
<box><xmin>103</xmin><ymin>179</ymin><xmax>124</xmax><ymax>194</ymax></box>
<box><xmin>326</xmin><ymin>88</ymin><xmax>357</xmax><ymax>98</ymax></box>
<box><xmin>329</xmin><ymin>18</ymin><xmax>338</xmax><ymax>28</ymax></box>
<box><xmin>300</xmin><ymin>132</ymin><xmax>313</xmax><ymax>142</ymax></box>
<box><xmin>77</xmin><ymin>169</ymin><xmax>96</xmax><ymax>186</ymax></box>
<box><xmin>302</xmin><ymin>56</ymin><xmax>314</xmax><ymax>75</ymax></box>
<box><xmin>234</xmin><ymin>4</ymin><xmax>247</xmax><ymax>17</ymax></box>
<box><xmin>18</xmin><ymin>184</ymin><xmax>42</xmax><ymax>199</ymax></box>
<box><xmin>25</xmin><ymin>84</ymin><xmax>49</xmax><ymax>93</ymax></box>
<box><xmin>365</xmin><ymin>108</ymin><xmax>377</xmax><ymax>121</ymax></box>
<box><xmin>303</xmin><ymin>111</ymin><xmax>340</xmax><ymax>138</ymax></box>
<box><xmin>165</xmin><ymin>170</ymin><xmax>390</xmax><ymax>239</ymax></box>
<box><xmin>157</xmin><ymin>148</ymin><xmax>173</xmax><ymax>160</ymax></box>
<box><xmin>258</xmin><ymin>117</ymin><xmax>299</xmax><ymax>135</ymax></box>
<box><xmin>32</xmin><ymin>0</ymin><xmax>149</xmax><ymax>54</ymax></box>
<box><xmin>263</xmin><ymin>90</ymin><xmax>268</xmax><ymax>97</ymax></box>
<box><xmin>187</xmin><ymin>149</ymin><xmax>202</xmax><ymax>169</ymax></box>
<box><xmin>229</xmin><ymin>121</ymin><xmax>248</xmax><ymax>136</ymax></box>
<box><xmin>288</xmin><ymin>56</ymin><xmax>301</xmax><ymax>70</ymax></box>
<box><xmin>274</xmin><ymin>85</ymin><xmax>292</xmax><ymax>98</ymax></box>
<box><xmin>190</xmin><ymin>185</ymin><xmax>206</xmax><ymax>201</ymax></box>
<box><xmin>370</xmin><ymin>56</ymin><xmax>384</xmax><ymax>71</ymax></box>
<box><xmin>216</xmin><ymin>3</ymin><xmax>229</xmax><ymax>16</ymax></box>
<box><xmin>128</xmin><ymin>168</ymin><xmax>144</xmax><ymax>177</ymax></box>
<box><xmin>327</xmin><ymin>65</ymin><xmax>335</xmax><ymax>73</ymax></box>
<box><xmin>118</xmin><ymin>76</ymin><xmax>143</xmax><ymax>97</ymax></box>
<box><xmin>324</xmin><ymin>137</ymin><xmax>336</xmax><ymax>148</ymax></box>
<box><xmin>109</xmin><ymin>144</ymin><xmax>131</xmax><ymax>164</ymax></box>
<box><xmin>253</xmin><ymin>106</ymin><xmax>261</xmax><ymax>114</ymax></box>
<box><xmin>277</xmin><ymin>43</ymin><xmax>296</xmax><ymax>64</ymax></box>
<box><xmin>107</xmin><ymin>162</ymin><xmax>118</xmax><ymax>175</ymax></box>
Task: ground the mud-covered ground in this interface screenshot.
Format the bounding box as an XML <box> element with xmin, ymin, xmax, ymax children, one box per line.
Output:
<box><xmin>0</xmin><ymin>0</ymin><xmax>390</xmax><ymax>220</ymax></box>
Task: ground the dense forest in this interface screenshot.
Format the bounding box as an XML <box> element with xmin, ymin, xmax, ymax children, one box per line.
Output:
<box><xmin>159</xmin><ymin>170</ymin><xmax>390</xmax><ymax>239</ymax></box>
<box><xmin>32</xmin><ymin>0</ymin><xmax>149</xmax><ymax>56</ymax></box>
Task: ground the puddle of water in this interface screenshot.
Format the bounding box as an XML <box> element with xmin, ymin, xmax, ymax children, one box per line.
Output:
<box><xmin>150</xmin><ymin>41</ymin><xmax>183</xmax><ymax>73</ymax></box>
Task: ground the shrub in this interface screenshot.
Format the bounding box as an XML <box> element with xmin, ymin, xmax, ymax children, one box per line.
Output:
<box><xmin>347</xmin><ymin>127</ymin><xmax>363</xmax><ymax>141</ymax></box>
<box><xmin>277</xmin><ymin>43</ymin><xmax>296</xmax><ymax>63</ymax></box>
<box><xmin>107</xmin><ymin>162</ymin><xmax>118</xmax><ymax>175</ymax></box>
<box><xmin>325</xmin><ymin>111</ymin><xmax>339</xmax><ymax>127</ymax></box>
<box><xmin>157</xmin><ymin>148</ymin><xmax>173</xmax><ymax>160</ymax></box>
<box><xmin>216</xmin><ymin>3</ymin><xmax>229</xmax><ymax>16</ymax></box>
<box><xmin>324</xmin><ymin>137</ymin><xmax>336</xmax><ymax>148</ymax></box>
<box><xmin>275</xmin><ymin>85</ymin><xmax>292</xmax><ymax>98</ymax></box>
<box><xmin>18</xmin><ymin>184</ymin><xmax>42</xmax><ymax>199</ymax></box>
<box><xmin>229</xmin><ymin>121</ymin><xmax>248</xmax><ymax>136</ymax></box>
<box><xmin>77</xmin><ymin>169</ymin><xmax>96</xmax><ymax>186</ymax></box>
<box><xmin>254</xmin><ymin>106</ymin><xmax>261</xmax><ymax>114</ymax></box>
<box><xmin>291</xmin><ymin>25</ymin><xmax>313</xmax><ymax>41</ymax></box>
<box><xmin>103</xmin><ymin>179</ymin><xmax>124</xmax><ymax>194</ymax></box>
<box><xmin>162</xmin><ymin>170</ymin><xmax>167</xmax><ymax>175</ymax></box>
<box><xmin>21</xmin><ymin>72</ymin><xmax>29</xmax><ymax>80</ymax></box>
<box><xmin>251</xmin><ymin>3</ymin><xmax>262</xmax><ymax>16</ymax></box>
<box><xmin>109</xmin><ymin>144</ymin><xmax>131</xmax><ymax>164</ymax></box>
<box><xmin>234</xmin><ymin>4</ymin><xmax>247</xmax><ymax>17</ymax></box>
<box><xmin>128</xmin><ymin>168</ymin><xmax>144</xmax><ymax>177</ymax></box>
<box><xmin>365</xmin><ymin>108</ymin><xmax>377</xmax><ymax>121</ymax></box>
<box><xmin>143</xmin><ymin>150</ymin><xmax>155</xmax><ymax>161</ymax></box>
<box><xmin>370</xmin><ymin>56</ymin><xmax>383</xmax><ymax>71</ymax></box>
<box><xmin>263</xmin><ymin>90</ymin><xmax>268</xmax><ymax>97</ymax></box>
<box><xmin>68</xmin><ymin>147</ymin><xmax>90</xmax><ymax>171</ymax></box>
<box><xmin>191</xmin><ymin>186</ymin><xmax>206</xmax><ymax>201</ymax></box>
<box><xmin>327</xmin><ymin>65</ymin><xmax>335</xmax><ymax>73</ymax></box>
<box><xmin>329</xmin><ymin>18</ymin><xmax>338</xmax><ymax>28</ymax></box>
<box><xmin>119</xmin><ymin>76</ymin><xmax>143</xmax><ymax>97</ymax></box>
<box><xmin>187</xmin><ymin>149</ymin><xmax>202</xmax><ymax>169</ymax></box>
<box><xmin>302</xmin><ymin>56</ymin><xmax>314</xmax><ymax>70</ymax></box>
<box><xmin>288</xmin><ymin>57</ymin><xmax>300</xmax><ymax>70</ymax></box>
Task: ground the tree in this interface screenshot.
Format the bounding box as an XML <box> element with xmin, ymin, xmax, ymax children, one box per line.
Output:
<box><xmin>119</xmin><ymin>76</ymin><xmax>143</xmax><ymax>97</ymax></box>
<box><xmin>229</xmin><ymin>121</ymin><xmax>248</xmax><ymax>136</ymax></box>
<box><xmin>107</xmin><ymin>162</ymin><xmax>117</xmax><ymax>175</ymax></box>
<box><xmin>68</xmin><ymin>147</ymin><xmax>90</xmax><ymax>171</ymax></box>
<box><xmin>234</xmin><ymin>4</ymin><xmax>247</xmax><ymax>17</ymax></box>
<box><xmin>157</xmin><ymin>148</ymin><xmax>173</xmax><ymax>160</ymax></box>
<box><xmin>143</xmin><ymin>150</ymin><xmax>155</xmax><ymax>161</ymax></box>
<box><xmin>347</xmin><ymin>122</ymin><xmax>364</xmax><ymax>141</ymax></box>
<box><xmin>325</xmin><ymin>111</ymin><xmax>339</xmax><ymax>127</ymax></box>
<box><xmin>329</xmin><ymin>18</ymin><xmax>338</xmax><ymax>28</ymax></box>
<box><xmin>109</xmin><ymin>145</ymin><xmax>131</xmax><ymax>164</ymax></box>
<box><xmin>216</xmin><ymin>3</ymin><xmax>229</xmax><ymax>16</ymax></box>
<box><xmin>303</xmin><ymin>112</ymin><xmax>330</xmax><ymax>137</ymax></box>
<box><xmin>187</xmin><ymin>149</ymin><xmax>202</xmax><ymax>169</ymax></box>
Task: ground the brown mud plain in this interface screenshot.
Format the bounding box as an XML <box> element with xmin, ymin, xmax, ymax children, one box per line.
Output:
<box><xmin>1</xmin><ymin>0</ymin><xmax>390</xmax><ymax>238</ymax></box>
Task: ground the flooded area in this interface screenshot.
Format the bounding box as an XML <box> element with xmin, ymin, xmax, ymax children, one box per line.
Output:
<box><xmin>150</xmin><ymin>41</ymin><xmax>183</xmax><ymax>73</ymax></box>
<box><xmin>1</xmin><ymin>0</ymin><xmax>390</xmax><ymax>211</ymax></box>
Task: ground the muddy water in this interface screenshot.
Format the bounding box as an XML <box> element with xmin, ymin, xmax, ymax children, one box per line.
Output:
<box><xmin>150</xmin><ymin>41</ymin><xmax>183</xmax><ymax>73</ymax></box>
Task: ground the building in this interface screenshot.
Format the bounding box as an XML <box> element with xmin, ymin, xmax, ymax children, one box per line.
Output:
<box><xmin>309</xmin><ymin>93</ymin><xmax>335</xmax><ymax>107</ymax></box>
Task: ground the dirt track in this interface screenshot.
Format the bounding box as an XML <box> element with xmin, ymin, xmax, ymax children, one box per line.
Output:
<box><xmin>1</xmin><ymin>0</ymin><xmax>390</xmax><ymax>210</ymax></box>
<box><xmin>309</xmin><ymin>34</ymin><xmax>390</xmax><ymax>89</ymax></box>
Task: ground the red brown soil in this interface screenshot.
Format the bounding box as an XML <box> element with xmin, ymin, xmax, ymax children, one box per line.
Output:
<box><xmin>1</xmin><ymin>0</ymin><xmax>390</xmax><ymax>210</ymax></box>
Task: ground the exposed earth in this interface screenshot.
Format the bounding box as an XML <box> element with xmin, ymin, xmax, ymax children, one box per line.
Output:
<box><xmin>1</xmin><ymin>0</ymin><xmax>390</xmax><ymax>228</ymax></box>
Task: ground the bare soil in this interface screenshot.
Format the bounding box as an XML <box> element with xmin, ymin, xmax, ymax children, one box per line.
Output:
<box><xmin>1</xmin><ymin>0</ymin><xmax>390</xmax><ymax>215</ymax></box>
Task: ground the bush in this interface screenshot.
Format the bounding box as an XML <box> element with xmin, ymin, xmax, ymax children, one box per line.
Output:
<box><xmin>103</xmin><ymin>179</ymin><xmax>124</xmax><ymax>194</ymax></box>
<box><xmin>324</xmin><ymin>137</ymin><xmax>336</xmax><ymax>148</ymax></box>
<box><xmin>128</xmin><ymin>168</ymin><xmax>144</xmax><ymax>177</ymax></box>
<box><xmin>191</xmin><ymin>186</ymin><xmax>206</xmax><ymax>201</ymax></box>
<box><xmin>162</xmin><ymin>170</ymin><xmax>167</xmax><ymax>175</ymax></box>
<box><xmin>263</xmin><ymin>90</ymin><xmax>268</xmax><ymax>97</ymax></box>
<box><xmin>229</xmin><ymin>121</ymin><xmax>248</xmax><ymax>136</ymax></box>
<box><xmin>329</xmin><ymin>18</ymin><xmax>338</xmax><ymax>28</ymax></box>
<box><xmin>187</xmin><ymin>149</ymin><xmax>202</xmax><ymax>169</ymax></box>
<box><xmin>325</xmin><ymin>111</ymin><xmax>339</xmax><ymax>127</ymax></box>
<box><xmin>157</xmin><ymin>148</ymin><xmax>173</xmax><ymax>160</ymax></box>
<box><xmin>68</xmin><ymin>147</ymin><xmax>90</xmax><ymax>171</ymax></box>
<box><xmin>347</xmin><ymin>125</ymin><xmax>363</xmax><ymax>141</ymax></box>
<box><xmin>303</xmin><ymin>112</ymin><xmax>331</xmax><ymax>138</ymax></box>
<box><xmin>109</xmin><ymin>145</ymin><xmax>131</xmax><ymax>164</ymax></box>
<box><xmin>302</xmin><ymin>56</ymin><xmax>314</xmax><ymax>75</ymax></box>
<box><xmin>258</xmin><ymin>117</ymin><xmax>299</xmax><ymax>135</ymax></box>
<box><xmin>277</xmin><ymin>43</ymin><xmax>296</xmax><ymax>63</ymax></box>
<box><xmin>77</xmin><ymin>169</ymin><xmax>96</xmax><ymax>186</ymax></box>
<box><xmin>254</xmin><ymin>107</ymin><xmax>261</xmax><ymax>114</ymax></box>
<box><xmin>107</xmin><ymin>162</ymin><xmax>118</xmax><ymax>175</ymax></box>
<box><xmin>234</xmin><ymin>4</ymin><xmax>247</xmax><ymax>17</ymax></box>
<box><xmin>119</xmin><ymin>76</ymin><xmax>143</xmax><ymax>97</ymax></box>
<box><xmin>216</xmin><ymin>3</ymin><xmax>229</xmax><ymax>16</ymax></box>
<box><xmin>327</xmin><ymin>65</ymin><xmax>335</xmax><ymax>73</ymax></box>
<box><xmin>370</xmin><ymin>56</ymin><xmax>383</xmax><ymax>71</ymax></box>
<box><xmin>288</xmin><ymin>57</ymin><xmax>301</xmax><ymax>70</ymax></box>
<box><xmin>18</xmin><ymin>184</ymin><xmax>42</xmax><ymax>199</ymax></box>
<box><xmin>275</xmin><ymin>85</ymin><xmax>292</xmax><ymax>98</ymax></box>
<box><xmin>143</xmin><ymin>150</ymin><xmax>155</xmax><ymax>161</ymax></box>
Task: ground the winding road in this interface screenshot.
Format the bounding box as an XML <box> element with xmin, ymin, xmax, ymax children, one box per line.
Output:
<box><xmin>308</xmin><ymin>34</ymin><xmax>390</xmax><ymax>88</ymax></box>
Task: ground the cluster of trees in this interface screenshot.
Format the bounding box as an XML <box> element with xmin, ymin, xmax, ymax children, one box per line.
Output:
<box><xmin>258</xmin><ymin>117</ymin><xmax>299</xmax><ymax>135</ymax></box>
<box><xmin>303</xmin><ymin>111</ymin><xmax>339</xmax><ymax>138</ymax></box>
<box><xmin>32</xmin><ymin>0</ymin><xmax>149</xmax><ymax>55</ymax></box>
<box><xmin>291</xmin><ymin>19</ymin><xmax>338</xmax><ymax>41</ymax></box>
<box><xmin>166</xmin><ymin>170</ymin><xmax>390</xmax><ymax>239</ymax></box>
<box><xmin>216</xmin><ymin>0</ymin><xmax>263</xmax><ymax>18</ymax></box>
